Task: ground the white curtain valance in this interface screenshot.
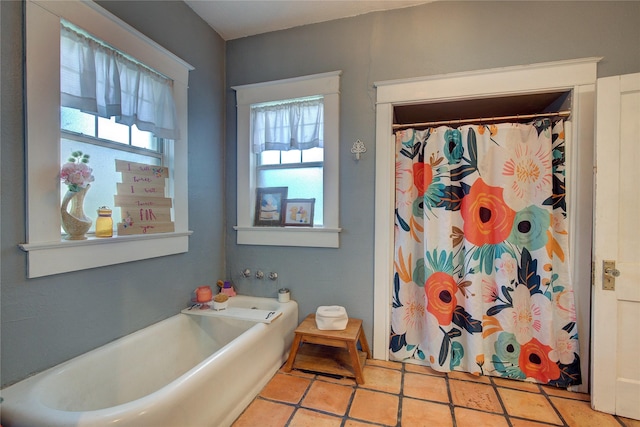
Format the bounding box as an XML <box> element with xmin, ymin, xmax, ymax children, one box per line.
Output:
<box><xmin>251</xmin><ymin>98</ymin><xmax>323</xmax><ymax>153</ymax></box>
<box><xmin>60</xmin><ymin>23</ymin><xmax>179</xmax><ymax>140</ymax></box>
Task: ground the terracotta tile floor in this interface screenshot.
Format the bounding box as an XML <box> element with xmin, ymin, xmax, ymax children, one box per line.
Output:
<box><xmin>233</xmin><ymin>359</ymin><xmax>640</xmax><ymax>427</ymax></box>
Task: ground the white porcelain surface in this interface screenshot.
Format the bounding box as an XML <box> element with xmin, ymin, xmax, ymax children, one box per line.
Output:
<box><xmin>1</xmin><ymin>295</ymin><xmax>298</xmax><ymax>427</ymax></box>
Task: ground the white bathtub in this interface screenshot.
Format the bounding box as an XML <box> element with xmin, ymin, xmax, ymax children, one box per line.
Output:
<box><xmin>1</xmin><ymin>296</ymin><xmax>298</xmax><ymax>427</ymax></box>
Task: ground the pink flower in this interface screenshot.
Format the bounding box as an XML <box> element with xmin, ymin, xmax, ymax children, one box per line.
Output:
<box><xmin>550</xmin><ymin>329</ymin><xmax>579</xmax><ymax>365</ymax></box>
<box><xmin>482</xmin><ymin>276</ymin><xmax>499</xmax><ymax>303</ymax></box>
<box><xmin>478</xmin><ymin>125</ymin><xmax>553</xmax><ymax>212</ymax></box>
<box><xmin>497</xmin><ymin>284</ymin><xmax>552</xmax><ymax>346</ymax></box>
<box><xmin>60</xmin><ymin>151</ymin><xmax>94</xmax><ymax>192</ymax></box>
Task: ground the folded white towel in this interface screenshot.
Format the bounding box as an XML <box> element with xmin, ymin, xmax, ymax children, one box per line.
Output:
<box><xmin>316</xmin><ymin>305</ymin><xmax>348</xmax><ymax>330</ymax></box>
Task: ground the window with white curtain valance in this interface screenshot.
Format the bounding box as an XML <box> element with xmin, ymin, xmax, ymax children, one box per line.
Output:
<box><xmin>60</xmin><ymin>22</ymin><xmax>179</xmax><ymax>140</ymax></box>
<box><xmin>251</xmin><ymin>97</ymin><xmax>323</xmax><ymax>153</ymax></box>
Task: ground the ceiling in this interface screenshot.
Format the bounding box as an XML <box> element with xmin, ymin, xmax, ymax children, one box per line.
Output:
<box><xmin>184</xmin><ymin>0</ymin><xmax>433</xmax><ymax>40</ymax></box>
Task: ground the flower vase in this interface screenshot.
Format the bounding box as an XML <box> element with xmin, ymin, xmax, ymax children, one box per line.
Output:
<box><xmin>61</xmin><ymin>184</ymin><xmax>92</xmax><ymax>240</ymax></box>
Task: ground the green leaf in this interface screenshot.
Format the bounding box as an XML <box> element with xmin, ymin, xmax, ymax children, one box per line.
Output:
<box><xmin>450</xmin><ymin>342</ymin><xmax>464</xmax><ymax>370</ymax></box>
<box><xmin>395</xmin><ymin>209</ymin><xmax>410</xmax><ymax>232</ymax></box>
<box><xmin>452</xmin><ymin>305</ymin><xmax>482</xmax><ymax>334</ymax></box>
<box><xmin>548</xmin><ymin>355</ymin><xmax>582</xmax><ymax>388</ymax></box>
<box><xmin>518</xmin><ymin>248</ymin><xmax>541</xmax><ymax>294</ymax></box>
<box><xmin>438</xmin><ymin>334</ymin><xmax>450</xmax><ymax>366</ymax></box>
<box><xmin>492</xmin><ymin>356</ymin><xmax>526</xmax><ymax>380</ymax></box>
<box><xmin>437</xmin><ymin>185</ymin><xmax>465</xmax><ymax>211</ymax></box>
<box><xmin>467</xmin><ymin>128</ymin><xmax>478</xmax><ymax>167</ymax></box>
<box><xmin>487</xmin><ymin>303</ymin><xmax>511</xmax><ymax>317</ymax></box>
<box><xmin>392</xmin><ymin>273</ymin><xmax>402</xmax><ymax>308</ymax></box>
<box><xmin>413</xmin><ymin>258</ymin><xmax>426</xmax><ymax>287</ymax></box>
<box><xmin>390</xmin><ymin>332</ymin><xmax>407</xmax><ymax>352</ymax></box>
<box><xmin>450</xmin><ymin>164</ymin><xmax>476</xmax><ymax>182</ymax></box>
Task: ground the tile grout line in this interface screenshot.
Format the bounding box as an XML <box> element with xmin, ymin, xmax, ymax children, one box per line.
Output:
<box><xmin>444</xmin><ymin>372</ymin><xmax>458</xmax><ymax>427</ymax></box>
<box><xmin>285</xmin><ymin>372</ymin><xmax>316</xmax><ymax>426</ymax></box>
<box><xmin>290</xmin><ymin>372</ymin><xmax>362</xmax><ymax>426</ymax></box>
<box><xmin>283</xmin><ymin>369</ymin><xmax>379</xmax><ymax>426</ymax></box>
<box><xmin>395</xmin><ymin>363</ymin><xmax>406</xmax><ymax>427</ymax></box>
<box><xmin>538</xmin><ymin>384</ymin><xmax>571</xmax><ymax>426</ymax></box>
<box><xmin>489</xmin><ymin>377</ymin><xmax>515</xmax><ymax>427</ymax></box>
<box><xmin>339</xmin><ymin>375</ymin><xmax>358</xmax><ymax>427</ymax></box>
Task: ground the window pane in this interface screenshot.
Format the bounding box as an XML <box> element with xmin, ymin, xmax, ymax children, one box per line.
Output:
<box><xmin>281</xmin><ymin>149</ymin><xmax>301</xmax><ymax>164</ymax></box>
<box><xmin>259</xmin><ymin>150</ymin><xmax>280</xmax><ymax>166</ymax></box>
<box><xmin>258</xmin><ymin>166</ymin><xmax>323</xmax><ymax>225</ymax></box>
<box><xmin>98</xmin><ymin>116</ymin><xmax>129</xmax><ymax>144</ymax></box>
<box><xmin>61</xmin><ymin>106</ymin><xmax>95</xmax><ymax>136</ymax></box>
<box><xmin>131</xmin><ymin>125</ymin><xmax>158</xmax><ymax>150</ymax></box>
<box><xmin>302</xmin><ymin>147</ymin><xmax>323</xmax><ymax>162</ymax></box>
<box><xmin>61</xmin><ymin>138</ymin><xmax>162</xmax><ymax>233</ymax></box>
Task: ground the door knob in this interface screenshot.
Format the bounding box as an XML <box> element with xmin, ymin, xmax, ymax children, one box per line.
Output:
<box><xmin>604</xmin><ymin>267</ymin><xmax>620</xmax><ymax>277</ymax></box>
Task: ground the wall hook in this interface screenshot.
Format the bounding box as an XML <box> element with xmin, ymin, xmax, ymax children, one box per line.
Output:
<box><xmin>351</xmin><ymin>139</ymin><xmax>366</xmax><ymax>160</ymax></box>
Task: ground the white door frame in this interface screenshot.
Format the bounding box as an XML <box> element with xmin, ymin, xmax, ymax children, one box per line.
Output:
<box><xmin>373</xmin><ymin>57</ymin><xmax>600</xmax><ymax>393</ymax></box>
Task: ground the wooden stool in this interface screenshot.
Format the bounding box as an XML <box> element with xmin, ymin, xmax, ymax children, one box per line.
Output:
<box><xmin>283</xmin><ymin>314</ymin><xmax>371</xmax><ymax>384</ymax></box>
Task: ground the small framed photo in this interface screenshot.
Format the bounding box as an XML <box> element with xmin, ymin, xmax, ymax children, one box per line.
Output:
<box><xmin>283</xmin><ymin>198</ymin><xmax>315</xmax><ymax>227</ymax></box>
<box><xmin>254</xmin><ymin>187</ymin><xmax>288</xmax><ymax>226</ymax></box>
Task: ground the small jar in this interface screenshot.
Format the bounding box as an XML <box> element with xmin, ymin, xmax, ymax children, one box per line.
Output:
<box><xmin>195</xmin><ymin>286</ymin><xmax>213</xmax><ymax>303</ymax></box>
<box><xmin>278</xmin><ymin>288</ymin><xmax>290</xmax><ymax>303</ymax></box>
<box><xmin>95</xmin><ymin>206</ymin><xmax>113</xmax><ymax>238</ymax></box>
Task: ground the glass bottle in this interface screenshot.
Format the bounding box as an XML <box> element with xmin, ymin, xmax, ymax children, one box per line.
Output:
<box><xmin>95</xmin><ymin>206</ymin><xmax>113</xmax><ymax>237</ymax></box>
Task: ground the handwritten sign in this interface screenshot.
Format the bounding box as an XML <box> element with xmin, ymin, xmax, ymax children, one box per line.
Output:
<box><xmin>116</xmin><ymin>183</ymin><xmax>165</xmax><ymax>196</ymax></box>
<box><xmin>118</xmin><ymin>172</ymin><xmax>167</xmax><ymax>186</ymax></box>
<box><xmin>114</xmin><ymin>160</ymin><xmax>175</xmax><ymax>236</ymax></box>
<box><xmin>117</xmin><ymin>222</ymin><xmax>175</xmax><ymax>235</ymax></box>
<box><xmin>115</xmin><ymin>160</ymin><xmax>168</xmax><ymax>177</ymax></box>
<box><xmin>114</xmin><ymin>195</ymin><xmax>173</xmax><ymax>208</ymax></box>
<box><xmin>119</xmin><ymin>207</ymin><xmax>172</xmax><ymax>222</ymax></box>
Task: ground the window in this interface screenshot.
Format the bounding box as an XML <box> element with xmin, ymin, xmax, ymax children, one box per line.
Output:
<box><xmin>253</xmin><ymin>96</ymin><xmax>325</xmax><ymax>225</ymax></box>
<box><xmin>58</xmin><ymin>21</ymin><xmax>175</xmax><ymax>235</ymax></box>
<box><xmin>20</xmin><ymin>0</ymin><xmax>193</xmax><ymax>278</ymax></box>
<box><xmin>60</xmin><ymin>108</ymin><xmax>165</xmax><ymax>234</ymax></box>
<box><xmin>257</xmin><ymin>146</ymin><xmax>324</xmax><ymax>225</ymax></box>
<box><xmin>233</xmin><ymin>71</ymin><xmax>341</xmax><ymax>247</ymax></box>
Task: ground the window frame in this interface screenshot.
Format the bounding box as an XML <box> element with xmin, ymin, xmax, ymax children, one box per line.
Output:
<box><xmin>233</xmin><ymin>71</ymin><xmax>342</xmax><ymax>248</ymax></box>
<box><xmin>19</xmin><ymin>0</ymin><xmax>193</xmax><ymax>278</ymax></box>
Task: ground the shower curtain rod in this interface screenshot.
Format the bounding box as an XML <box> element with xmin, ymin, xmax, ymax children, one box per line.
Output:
<box><xmin>392</xmin><ymin>110</ymin><xmax>571</xmax><ymax>131</ymax></box>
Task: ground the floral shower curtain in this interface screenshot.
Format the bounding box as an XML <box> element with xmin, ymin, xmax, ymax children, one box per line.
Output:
<box><xmin>390</xmin><ymin>119</ymin><xmax>581</xmax><ymax>388</ymax></box>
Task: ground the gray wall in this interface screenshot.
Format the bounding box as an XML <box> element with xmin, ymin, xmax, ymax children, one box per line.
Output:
<box><xmin>0</xmin><ymin>1</ymin><xmax>225</xmax><ymax>387</ymax></box>
<box><xmin>225</xmin><ymin>1</ymin><xmax>640</xmax><ymax>348</ymax></box>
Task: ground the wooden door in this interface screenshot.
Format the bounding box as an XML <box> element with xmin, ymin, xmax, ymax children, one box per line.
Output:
<box><xmin>591</xmin><ymin>73</ymin><xmax>640</xmax><ymax>419</ymax></box>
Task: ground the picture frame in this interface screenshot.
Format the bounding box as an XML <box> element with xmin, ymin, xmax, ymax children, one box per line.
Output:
<box><xmin>254</xmin><ymin>187</ymin><xmax>288</xmax><ymax>226</ymax></box>
<box><xmin>283</xmin><ymin>198</ymin><xmax>315</xmax><ymax>227</ymax></box>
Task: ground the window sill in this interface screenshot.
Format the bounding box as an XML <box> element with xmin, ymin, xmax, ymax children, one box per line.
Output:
<box><xmin>233</xmin><ymin>226</ymin><xmax>341</xmax><ymax>248</ymax></box>
<box><xmin>19</xmin><ymin>231</ymin><xmax>192</xmax><ymax>278</ymax></box>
